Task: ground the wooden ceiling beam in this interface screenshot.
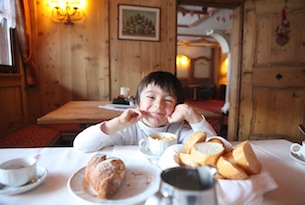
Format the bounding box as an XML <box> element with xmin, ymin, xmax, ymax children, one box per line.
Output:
<box><xmin>177</xmin><ymin>0</ymin><xmax>245</xmax><ymax>9</ymax></box>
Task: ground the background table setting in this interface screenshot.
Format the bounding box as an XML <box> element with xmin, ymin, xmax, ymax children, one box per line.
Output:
<box><xmin>0</xmin><ymin>139</ymin><xmax>305</xmax><ymax>205</ymax></box>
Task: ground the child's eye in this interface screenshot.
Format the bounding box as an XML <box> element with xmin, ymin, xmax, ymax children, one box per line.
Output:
<box><xmin>146</xmin><ymin>95</ymin><xmax>155</xmax><ymax>99</ymax></box>
<box><xmin>165</xmin><ymin>98</ymin><xmax>176</xmax><ymax>103</ymax></box>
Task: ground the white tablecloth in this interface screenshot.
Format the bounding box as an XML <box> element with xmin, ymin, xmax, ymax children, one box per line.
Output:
<box><xmin>0</xmin><ymin>139</ymin><xmax>305</xmax><ymax>205</ymax></box>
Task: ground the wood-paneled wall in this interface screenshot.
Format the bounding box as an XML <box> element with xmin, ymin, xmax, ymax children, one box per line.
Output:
<box><xmin>237</xmin><ymin>0</ymin><xmax>305</xmax><ymax>142</ymax></box>
<box><xmin>29</xmin><ymin>0</ymin><xmax>176</xmax><ymax>117</ymax></box>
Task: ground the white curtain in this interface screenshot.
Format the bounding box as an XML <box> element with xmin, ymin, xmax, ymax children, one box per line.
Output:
<box><xmin>0</xmin><ymin>0</ymin><xmax>16</xmax><ymax>29</ymax></box>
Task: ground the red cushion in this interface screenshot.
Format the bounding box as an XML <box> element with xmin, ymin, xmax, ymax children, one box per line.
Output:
<box><xmin>0</xmin><ymin>124</ymin><xmax>60</xmax><ymax>148</ymax></box>
<box><xmin>41</xmin><ymin>124</ymin><xmax>82</xmax><ymax>133</ymax></box>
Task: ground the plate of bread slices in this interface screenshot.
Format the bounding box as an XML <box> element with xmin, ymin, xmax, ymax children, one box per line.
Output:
<box><xmin>158</xmin><ymin>131</ymin><xmax>278</xmax><ymax>205</ymax></box>
<box><xmin>67</xmin><ymin>153</ymin><xmax>161</xmax><ymax>205</ymax></box>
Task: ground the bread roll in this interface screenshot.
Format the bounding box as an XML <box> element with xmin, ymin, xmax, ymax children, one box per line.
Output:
<box><xmin>232</xmin><ymin>140</ymin><xmax>261</xmax><ymax>175</ymax></box>
<box><xmin>190</xmin><ymin>142</ymin><xmax>224</xmax><ymax>166</ymax></box>
<box><xmin>216</xmin><ymin>152</ymin><xmax>248</xmax><ymax>180</ymax></box>
<box><xmin>184</xmin><ymin>131</ymin><xmax>207</xmax><ymax>154</ymax></box>
<box><xmin>207</xmin><ymin>138</ymin><xmax>224</xmax><ymax>147</ymax></box>
<box><xmin>85</xmin><ymin>153</ymin><xmax>126</xmax><ymax>199</ymax></box>
<box><xmin>179</xmin><ymin>152</ymin><xmax>200</xmax><ymax>167</ymax></box>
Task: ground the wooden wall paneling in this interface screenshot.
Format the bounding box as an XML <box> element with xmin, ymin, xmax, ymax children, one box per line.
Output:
<box><xmin>296</xmin><ymin>11</ymin><xmax>305</xmax><ymax>64</ymax></box>
<box><xmin>252</xmin><ymin>88</ymin><xmax>304</xmax><ymax>142</ymax></box>
<box><xmin>79</xmin><ymin>0</ymin><xmax>109</xmax><ymax>101</ymax></box>
<box><xmin>227</xmin><ymin>5</ymin><xmax>243</xmax><ymax>140</ymax></box>
<box><xmin>109</xmin><ymin>1</ymin><xmax>140</xmax><ymax>98</ymax></box>
<box><xmin>239</xmin><ymin>0</ymin><xmax>305</xmax><ymax>142</ymax></box>
<box><xmin>33</xmin><ymin>0</ymin><xmax>111</xmax><ymax>116</ymax></box>
<box><xmin>0</xmin><ymin>75</ymin><xmax>24</xmax><ymax>138</ymax></box>
<box><xmin>109</xmin><ymin>0</ymin><xmax>176</xmax><ymax>98</ymax></box>
<box><xmin>26</xmin><ymin>0</ymin><xmax>42</xmax><ymax>123</ymax></box>
<box><xmin>255</xmin><ymin>1</ymin><xmax>305</xmax><ymax>65</ymax></box>
<box><xmin>238</xmin><ymin>0</ymin><xmax>256</xmax><ymax>140</ymax></box>
<box><xmin>253</xmin><ymin>66</ymin><xmax>305</xmax><ymax>87</ymax></box>
<box><xmin>36</xmin><ymin>0</ymin><xmax>62</xmax><ymax>114</ymax></box>
<box><xmin>99</xmin><ymin>0</ymin><xmax>110</xmax><ymax>100</ymax></box>
<box><xmin>159</xmin><ymin>0</ymin><xmax>176</xmax><ymax>74</ymax></box>
<box><xmin>60</xmin><ymin>27</ymin><xmax>73</xmax><ymax>103</ymax></box>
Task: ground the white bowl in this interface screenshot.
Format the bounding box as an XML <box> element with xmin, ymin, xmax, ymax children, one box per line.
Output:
<box><xmin>0</xmin><ymin>157</ymin><xmax>37</xmax><ymax>187</ymax></box>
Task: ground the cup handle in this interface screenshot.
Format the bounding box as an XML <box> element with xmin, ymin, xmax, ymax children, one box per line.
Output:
<box><xmin>139</xmin><ymin>139</ymin><xmax>149</xmax><ymax>149</ymax></box>
<box><xmin>290</xmin><ymin>143</ymin><xmax>302</xmax><ymax>155</ymax></box>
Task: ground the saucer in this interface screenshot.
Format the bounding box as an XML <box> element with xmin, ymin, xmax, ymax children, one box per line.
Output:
<box><xmin>290</xmin><ymin>152</ymin><xmax>305</xmax><ymax>166</ymax></box>
<box><xmin>0</xmin><ymin>166</ymin><xmax>48</xmax><ymax>195</ymax></box>
<box><xmin>139</xmin><ymin>147</ymin><xmax>162</xmax><ymax>161</ymax></box>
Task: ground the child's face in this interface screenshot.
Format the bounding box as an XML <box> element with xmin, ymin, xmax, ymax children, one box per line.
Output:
<box><xmin>138</xmin><ymin>83</ymin><xmax>177</xmax><ymax>127</ymax></box>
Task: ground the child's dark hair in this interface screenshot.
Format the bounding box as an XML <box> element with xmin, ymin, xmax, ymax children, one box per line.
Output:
<box><xmin>135</xmin><ymin>71</ymin><xmax>184</xmax><ymax>105</ymax></box>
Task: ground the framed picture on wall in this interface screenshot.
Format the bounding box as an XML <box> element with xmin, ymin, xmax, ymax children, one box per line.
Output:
<box><xmin>118</xmin><ymin>4</ymin><xmax>160</xmax><ymax>41</ymax></box>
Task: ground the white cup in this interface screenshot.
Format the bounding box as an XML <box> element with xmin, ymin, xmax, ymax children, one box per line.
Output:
<box><xmin>120</xmin><ymin>87</ymin><xmax>130</xmax><ymax>97</ymax></box>
<box><xmin>139</xmin><ymin>132</ymin><xmax>177</xmax><ymax>155</ymax></box>
<box><xmin>290</xmin><ymin>140</ymin><xmax>305</xmax><ymax>158</ymax></box>
<box><xmin>0</xmin><ymin>157</ymin><xmax>37</xmax><ymax>187</ymax></box>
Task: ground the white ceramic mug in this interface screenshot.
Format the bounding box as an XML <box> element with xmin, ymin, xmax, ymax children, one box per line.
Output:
<box><xmin>139</xmin><ymin>132</ymin><xmax>177</xmax><ymax>155</ymax></box>
<box><xmin>290</xmin><ymin>140</ymin><xmax>305</xmax><ymax>157</ymax></box>
<box><xmin>120</xmin><ymin>87</ymin><xmax>130</xmax><ymax>97</ymax></box>
<box><xmin>0</xmin><ymin>157</ymin><xmax>37</xmax><ymax>187</ymax></box>
<box><xmin>145</xmin><ymin>166</ymin><xmax>218</xmax><ymax>205</ymax></box>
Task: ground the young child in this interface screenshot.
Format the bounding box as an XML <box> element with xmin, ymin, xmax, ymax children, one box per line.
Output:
<box><xmin>73</xmin><ymin>71</ymin><xmax>216</xmax><ymax>152</ymax></box>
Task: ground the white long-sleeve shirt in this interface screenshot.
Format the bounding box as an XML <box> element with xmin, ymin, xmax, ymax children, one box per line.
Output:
<box><xmin>73</xmin><ymin>115</ymin><xmax>217</xmax><ymax>153</ymax></box>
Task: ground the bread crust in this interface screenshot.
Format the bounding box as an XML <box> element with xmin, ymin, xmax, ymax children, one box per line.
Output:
<box><xmin>190</xmin><ymin>142</ymin><xmax>224</xmax><ymax>166</ymax></box>
<box><xmin>184</xmin><ymin>131</ymin><xmax>207</xmax><ymax>154</ymax></box>
<box><xmin>232</xmin><ymin>141</ymin><xmax>261</xmax><ymax>175</ymax></box>
<box><xmin>179</xmin><ymin>152</ymin><xmax>200</xmax><ymax>167</ymax></box>
<box><xmin>217</xmin><ymin>153</ymin><xmax>248</xmax><ymax>180</ymax></box>
<box><xmin>85</xmin><ymin>153</ymin><xmax>126</xmax><ymax>199</ymax></box>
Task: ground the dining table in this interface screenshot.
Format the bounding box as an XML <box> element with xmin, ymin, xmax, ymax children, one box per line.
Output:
<box><xmin>37</xmin><ymin>100</ymin><xmax>222</xmax><ymax>127</ymax></box>
<box><xmin>1</xmin><ymin>139</ymin><xmax>305</xmax><ymax>205</ymax></box>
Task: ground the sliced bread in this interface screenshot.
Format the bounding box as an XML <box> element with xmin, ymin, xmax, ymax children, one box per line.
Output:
<box><xmin>179</xmin><ymin>153</ymin><xmax>200</xmax><ymax>167</ymax></box>
<box><xmin>216</xmin><ymin>152</ymin><xmax>248</xmax><ymax>180</ymax></box>
<box><xmin>232</xmin><ymin>140</ymin><xmax>261</xmax><ymax>175</ymax></box>
<box><xmin>190</xmin><ymin>142</ymin><xmax>224</xmax><ymax>166</ymax></box>
<box><xmin>184</xmin><ymin>131</ymin><xmax>207</xmax><ymax>154</ymax></box>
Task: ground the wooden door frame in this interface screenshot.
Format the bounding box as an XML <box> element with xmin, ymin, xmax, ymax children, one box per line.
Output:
<box><xmin>176</xmin><ymin>1</ymin><xmax>245</xmax><ymax>140</ymax></box>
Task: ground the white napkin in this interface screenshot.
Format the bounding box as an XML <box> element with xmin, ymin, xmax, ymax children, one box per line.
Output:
<box><xmin>158</xmin><ymin>141</ymin><xmax>278</xmax><ymax>205</ymax></box>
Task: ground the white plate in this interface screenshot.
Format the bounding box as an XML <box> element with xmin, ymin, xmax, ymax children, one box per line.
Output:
<box><xmin>0</xmin><ymin>166</ymin><xmax>48</xmax><ymax>195</ymax></box>
<box><xmin>67</xmin><ymin>159</ymin><xmax>161</xmax><ymax>205</ymax></box>
<box><xmin>107</xmin><ymin>104</ymin><xmax>136</xmax><ymax>109</ymax></box>
<box><xmin>139</xmin><ymin>147</ymin><xmax>162</xmax><ymax>160</ymax></box>
<box><xmin>290</xmin><ymin>152</ymin><xmax>305</xmax><ymax>166</ymax></box>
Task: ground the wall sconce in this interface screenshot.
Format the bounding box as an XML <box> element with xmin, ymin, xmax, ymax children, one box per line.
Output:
<box><xmin>176</xmin><ymin>55</ymin><xmax>190</xmax><ymax>78</ymax></box>
<box><xmin>176</xmin><ymin>55</ymin><xmax>190</xmax><ymax>66</ymax></box>
<box><xmin>50</xmin><ymin>0</ymin><xmax>85</xmax><ymax>25</ymax></box>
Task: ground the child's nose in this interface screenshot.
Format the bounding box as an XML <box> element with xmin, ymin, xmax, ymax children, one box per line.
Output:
<box><xmin>154</xmin><ymin>99</ymin><xmax>164</xmax><ymax>108</ymax></box>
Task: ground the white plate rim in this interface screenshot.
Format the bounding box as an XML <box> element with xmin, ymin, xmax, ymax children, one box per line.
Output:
<box><xmin>67</xmin><ymin>159</ymin><xmax>161</xmax><ymax>205</ymax></box>
<box><xmin>289</xmin><ymin>151</ymin><xmax>305</xmax><ymax>166</ymax></box>
<box><xmin>107</xmin><ymin>104</ymin><xmax>136</xmax><ymax>109</ymax></box>
<box><xmin>0</xmin><ymin>166</ymin><xmax>48</xmax><ymax>195</ymax></box>
<box><xmin>139</xmin><ymin>147</ymin><xmax>162</xmax><ymax>160</ymax></box>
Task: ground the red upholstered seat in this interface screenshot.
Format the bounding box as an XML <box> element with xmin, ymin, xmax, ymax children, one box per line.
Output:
<box><xmin>41</xmin><ymin>124</ymin><xmax>82</xmax><ymax>133</ymax></box>
<box><xmin>0</xmin><ymin>124</ymin><xmax>60</xmax><ymax>148</ymax></box>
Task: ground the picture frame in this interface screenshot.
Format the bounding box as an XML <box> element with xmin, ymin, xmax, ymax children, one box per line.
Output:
<box><xmin>118</xmin><ymin>4</ymin><xmax>160</xmax><ymax>41</ymax></box>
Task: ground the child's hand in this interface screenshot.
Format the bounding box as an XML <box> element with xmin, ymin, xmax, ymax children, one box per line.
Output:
<box><xmin>101</xmin><ymin>109</ymin><xmax>147</xmax><ymax>134</ymax></box>
<box><xmin>167</xmin><ymin>104</ymin><xmax>202</xmax><ymax>124</ymax></box>
<box><xmin>118</xmin><ymin>109</ymin><xmax>147</xmax><ymax>127</ymax></box>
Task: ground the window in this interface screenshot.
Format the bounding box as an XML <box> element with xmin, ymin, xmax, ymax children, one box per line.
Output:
<box><xmin>0</xmin><ymin>18</ymin><xmax>13</xmax><ymax>65</ymax></box>
<box><xmin>0</xmin><ymin>0</ymin><xmax>17</xmax><ymax>73</ymax></box>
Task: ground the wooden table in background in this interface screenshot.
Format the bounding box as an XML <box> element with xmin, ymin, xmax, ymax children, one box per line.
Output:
<box><xmin>37</xmin><ymin>101</ymin><xmax>221</xmax><ymax>126</ymax></box>
<box><xmin>188</xmin><ymin>84</ymin><xmax>202</xmax><ymax>101</ymax></box>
